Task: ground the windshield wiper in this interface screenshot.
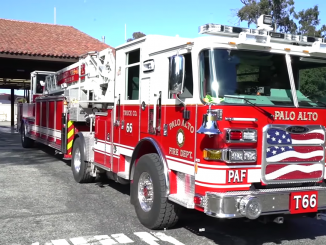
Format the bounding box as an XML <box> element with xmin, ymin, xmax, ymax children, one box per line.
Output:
<box><xmin>224</xmin><ymin>95</ymin><xmax>274</xmax><ymax>119</ymax></box>
<box><xmin>313</xmin><ymin>100</ymin><xmax>326</xmax><ymax>107</ymax></box>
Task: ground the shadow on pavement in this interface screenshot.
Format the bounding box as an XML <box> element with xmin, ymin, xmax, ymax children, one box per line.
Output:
<box><xmin>178</xmin><ymin>212</ymin><xmax>326</xmax><ymax>245</ymax></box>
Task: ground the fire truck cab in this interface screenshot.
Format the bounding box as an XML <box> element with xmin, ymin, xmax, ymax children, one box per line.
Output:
<box><xmin>18</xmin><ymin>15</ymin><xmax>326</xmax><ymax>229</ymax></box>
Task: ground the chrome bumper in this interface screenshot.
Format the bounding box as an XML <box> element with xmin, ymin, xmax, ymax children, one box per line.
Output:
<box><xmin>204</xmin><ymin>186</ymin><xmax>326</xmax><ymax>219</ymax></box>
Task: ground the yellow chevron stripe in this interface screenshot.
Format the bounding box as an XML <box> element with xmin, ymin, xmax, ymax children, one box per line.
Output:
<box><xmin>68</xmin><ymin>120</ymin><xmax>73</xmax><ymax>128</ymax></box>
<box><xmin>68</xmin><ymin>128</ymin><xmax>74</xmax><ymax>139</ymax></box>
<box><xmin>67</xmin><ymin>139</ymin><xmax>73</xmax><ymax>150</ymax></box>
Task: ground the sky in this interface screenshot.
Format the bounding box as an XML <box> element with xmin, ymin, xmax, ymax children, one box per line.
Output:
<box><xmin>1</xmin><ymin>0</ymin><xmax>326</xmax><ymax>95</ymax></box>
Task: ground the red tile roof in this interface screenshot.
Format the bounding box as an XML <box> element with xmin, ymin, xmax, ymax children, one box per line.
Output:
<box><xmin>0</xmin><ymin>18</ymin><xmax>113</xmax><ymax>58</ymax></box>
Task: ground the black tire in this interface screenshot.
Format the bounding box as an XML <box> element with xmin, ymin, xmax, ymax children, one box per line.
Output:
<box><xmin>71</xmin><ymin>137</ymin><xmax>95</xmax><ymax>183</ymax></box>
<box><xmin>131</xmin><ymin>153</ymin><xmax>181</xmax><ymax>229</ymax></box>
<box><xmin>21</xmin><ymin>123</ymin><xmax>34</xmax><ymax>148</ymax></box>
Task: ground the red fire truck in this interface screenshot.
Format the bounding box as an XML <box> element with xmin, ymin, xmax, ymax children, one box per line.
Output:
<box><xmin>18</xmin><ymin>15</ymin><xmax>326</xmax><ymax>229</ymax></box>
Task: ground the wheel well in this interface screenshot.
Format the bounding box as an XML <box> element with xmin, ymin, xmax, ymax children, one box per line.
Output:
<box><xmin>130</xmin><ymin>138</ymin><xmax>170</xmax><ymax>197</ymax></box>
<box><xmin>130</xmin><ymin>140</ymin><xmax>157</xmax><ymax>180</ymax></box>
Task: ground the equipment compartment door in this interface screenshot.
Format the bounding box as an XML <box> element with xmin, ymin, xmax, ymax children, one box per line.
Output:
<box><xmin>105</xmin><ymin>110</ymin><xmax>113</xmax><ymax>170</ymax></box>
<box><xmin>94</xmin><ymin>116</ymin><xmax>106</xmax><ymax>166</ymax></box>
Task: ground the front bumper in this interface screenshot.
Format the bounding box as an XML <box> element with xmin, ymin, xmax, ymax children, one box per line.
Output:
<box><xmin>204</xmin><ymin>186</ymin><xmax>326</xmax><ymax>219</ymax></box>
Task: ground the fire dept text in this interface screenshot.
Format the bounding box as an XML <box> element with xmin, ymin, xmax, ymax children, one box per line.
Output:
<box><xmin>169</xmin><ymin>147</ymin><xmax>193</xmax><ymax>159</ymax></box>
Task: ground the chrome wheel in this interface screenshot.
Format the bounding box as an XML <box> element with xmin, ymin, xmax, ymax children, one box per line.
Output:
<box><xmin>74</xmin><ymin>148</ymin><xmax>81</xmax><ymax>172</ymax></box>
<box><xmin>138</xmin><ymin>172</ymin><xmax>154</xmax><ymax>212</ymax></box>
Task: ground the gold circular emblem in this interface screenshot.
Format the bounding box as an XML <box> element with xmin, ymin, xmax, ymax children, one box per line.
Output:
<box><xmin>176</xmin><ymin>128</ymin><xmax>185</xmax><ymax>147</ymax></box>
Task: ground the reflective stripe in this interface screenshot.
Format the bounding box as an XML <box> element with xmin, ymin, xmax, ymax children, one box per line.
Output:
<box><xmin>67</xmin><ymin>120</ymin><xmax>74</xmax><ymax>154</ymax></box>
<box><xmin>68</xmin><ymin>128</ymin><xmax>74</xmax><ymax>139</ymax></box>
<box><xmin>67</xmin><ymin>139</ymin><xmax>73</xmax><ymax>151</ymax></box>
<box><xmin>68</xmin><ymin>120</ymin><xmax>73</xmax><ymax>128</ymax></box>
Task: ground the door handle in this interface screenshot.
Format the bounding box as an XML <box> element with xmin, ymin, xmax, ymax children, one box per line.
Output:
<box><xmin>141</xmin><ymin>101</ymin><xmax>146</xmax><ymax>111</ymax></box>
<box><xmin>153</xmin><ymin>94</ymin><xmax>157</xmax><ymax>132</ymax></box>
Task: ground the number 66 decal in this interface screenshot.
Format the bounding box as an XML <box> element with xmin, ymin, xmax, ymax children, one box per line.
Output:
<box><xmin>126</xmin><ymin>123</ymin><xmax>133</xmax><ymax>133</ymax></box>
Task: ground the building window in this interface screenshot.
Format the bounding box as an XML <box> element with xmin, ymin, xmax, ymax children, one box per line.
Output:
<box><xmin>126</xmin><ymin>49</ymin><xmax>140</xmax><ymax>100</ymax></box>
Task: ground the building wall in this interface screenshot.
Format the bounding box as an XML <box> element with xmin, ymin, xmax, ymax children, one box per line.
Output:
<box><xmin>0</xmin><ymin>104</ymin><xmax>18</xmax><ymax>122</ymax></box>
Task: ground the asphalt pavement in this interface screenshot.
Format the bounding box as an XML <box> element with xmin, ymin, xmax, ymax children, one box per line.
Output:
<box><xmin>2</xmin><ymin>121</ymin><xmax>326</xmax><ymax>245</ymax></box>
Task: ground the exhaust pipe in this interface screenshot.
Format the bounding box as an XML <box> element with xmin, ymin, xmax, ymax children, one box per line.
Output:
<box><xmin>273</xmin><ymin>216</ymin><xmax>284</xmax><ymax>224</ymax></box>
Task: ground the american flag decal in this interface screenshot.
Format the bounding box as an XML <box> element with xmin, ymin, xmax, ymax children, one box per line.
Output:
<box><xmin>267</xmin><ymin>128</ymin><xmax>324</xmax><ymax>145</ymax></box>
<box><xmin>264</xmin><ymin>126</ymin><xmax>325</xmax><ymax>183</ymax></box>
<box><xmin>266</xmin><ymin>146</ymin><xmax>324</xmax><ymax>162</ymax></box>
<box><xmin>265</xmin><ymin>164</ymin><xmax>323</xmax><ymax>180</ymax></box>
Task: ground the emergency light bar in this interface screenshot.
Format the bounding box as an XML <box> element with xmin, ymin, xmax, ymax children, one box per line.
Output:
<box><xmin>199</xmin><ymin>24</ymin><xmax>325</xmax><ymax>46</ymax></box>
<box><xmin>311</xmin><ymin>41</ymin><xmax>326</xmax><ymax>55</ymax></box>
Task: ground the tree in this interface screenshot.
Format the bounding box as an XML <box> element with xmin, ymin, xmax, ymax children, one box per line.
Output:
<box><xmin>236</xmin><ymin>0</ymin><xmax>326</xmax><ymax>37</ymax></box>
<box><xmin>236</xmin><ymin>0</ymin><xmax>326</xmax><ymax>101</ymax></box>
<box><xmin>294</xmin><ymin>6</ymin><xmax>326</xmax><ymax>36</ymax></box>
<box><xmin>127</xmin><ymin>32</ymin><xmax>146</xmax><ymax>42</ymax></box>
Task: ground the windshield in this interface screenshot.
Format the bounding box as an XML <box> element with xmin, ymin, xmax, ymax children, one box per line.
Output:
<box><xmin>200</xmin><ymin>49</ymin><xmax>326</xmax><ymax>108</ymax></box>
<box><xmin>292</xmin><ymin>56</ymin><xmax>326</xmax><ymax>107</ymax></box>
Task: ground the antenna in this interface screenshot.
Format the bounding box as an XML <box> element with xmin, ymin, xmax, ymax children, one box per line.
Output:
<box><xmin>125</xmin><ymin>24</ymin><xmax>126</xmax><ymax>42</ymax></box>
<box><xmin>54</xmin><ymin>7</ymin><xmax>56</xmax><ymax>24</ymax></box>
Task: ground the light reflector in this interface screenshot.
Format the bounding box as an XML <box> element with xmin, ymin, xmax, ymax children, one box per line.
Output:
<box><xmin>226</xmin><ymin>129</ymin><xmax>257</xmax><ymax>142</ymax></box>
<box><xmin>230</xmin><ymin>131</ymin><xmax>242</xmax><ymax>140</ymax></box>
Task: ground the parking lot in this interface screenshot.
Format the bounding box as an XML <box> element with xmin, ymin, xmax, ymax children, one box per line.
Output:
<box><xmin>2</xmin><ymin>122</ymin><xmax>326</xmax><ymax>245</ymax></box>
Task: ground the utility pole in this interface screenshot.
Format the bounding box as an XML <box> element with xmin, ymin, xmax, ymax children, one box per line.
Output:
<box><xmin>54</xmin><ymin>7</ymin><xmax>56</xmax><ymax>24</ymax></box>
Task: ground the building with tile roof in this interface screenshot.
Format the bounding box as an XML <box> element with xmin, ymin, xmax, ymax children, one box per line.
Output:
<box><xmin>0</xmin><ymin>18</ymin><xmax>113</xmax><ymax>89</ymax></box>
<box><xmin>0</xmin><ymin>18</ymin><xmax>114</xmax><ymax>125</ymax></box>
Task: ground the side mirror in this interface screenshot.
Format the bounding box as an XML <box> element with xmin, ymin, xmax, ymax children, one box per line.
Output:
<box><xmin>169</xmin><ymin>55</ymin><xmax>185</xmax><ymax>94</ymax></box>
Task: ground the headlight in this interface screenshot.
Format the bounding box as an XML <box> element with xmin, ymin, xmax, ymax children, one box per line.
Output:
<box><xmin>226</xmin><ymin>149</ymin><xmax>257</xmax><ymax>163</ymax></box>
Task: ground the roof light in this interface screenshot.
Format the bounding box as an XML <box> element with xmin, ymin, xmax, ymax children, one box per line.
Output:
<box><xmin>198</xmin><ymin>24</ymin><xmax>223</xmax><ymax>34</ymax></box>
<box><xmin>284</xmin><ymin>33</ymin><xmax>292</xmax><ymax>41</ymax></box>
<box><xmin>237</xmin><ymin>32</ymin><xmax>270</xmax><ymax>48</ymax></box>
<box><xmin>292</xmin><ymin>34</ymin><xmax>301</xmax><ymax>42</ymax></box>
<box><xmin>269</xmin><ymin>32</ymin><xmax>284</xmax><ymax>39</ymax></box>
<box><xmin>224</xmin><ymin>26</ymin><xmax>233</xmax><ymax>33</ymax></box>
<box><xmin>257</xmin><ymin>15</ymin><xmax>273</xmax><ymax>31</ymax></box>
<box><xmin>199</xmin><ymin>21</ymin><xmax>325</xmax><ymax>46</ymax></box>
<box><xmin>302</xmin><ymin>36</ymin><xmax>323</xmax><ymax>43</ymax></box>
<box><xmin>311</xmin><ymin>41</ymin><xmax>326</xmax><ymax>53</ymax></box>
<box><xmin>263</xmin><ymin>15</ymin><xmax>273</xmax><ymax>25</ymax></box>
